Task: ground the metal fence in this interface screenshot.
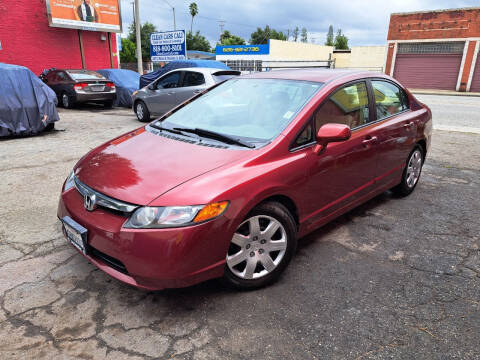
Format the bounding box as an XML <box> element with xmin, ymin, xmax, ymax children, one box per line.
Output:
<box><xmin>220</xmin><ymin>59</ymin><xmax>336</xmax><ymax>73</ymax></box>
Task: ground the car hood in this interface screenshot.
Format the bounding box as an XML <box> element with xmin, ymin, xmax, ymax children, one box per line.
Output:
<box><xmin>75</xmin><ymin>127</ymin><xmax>250</xmax><ymax>205</ymax></box>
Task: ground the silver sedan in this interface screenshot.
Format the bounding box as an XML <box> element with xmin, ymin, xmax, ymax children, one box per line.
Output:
<box><xmin>132</xmin><ymin>67</ymin><xmax>239</xmax><ymax>122</ymax></box>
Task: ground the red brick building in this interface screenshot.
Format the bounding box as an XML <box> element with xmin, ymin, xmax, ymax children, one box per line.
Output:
<box><xmin>385</xmin><ymin>7</ymin><xmax>480</xmax><ymax>92</ymax></box>
<box><xmin>0</xmin><ymin>0</ymin><xmax>119</xmax><ymax>75</ymax></box>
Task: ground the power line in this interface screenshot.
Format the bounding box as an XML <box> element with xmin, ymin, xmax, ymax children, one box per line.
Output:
<box><xmin>190</xmin><ymin>14</ymin><xmax>258</xmax><ymax>29</ymax></box>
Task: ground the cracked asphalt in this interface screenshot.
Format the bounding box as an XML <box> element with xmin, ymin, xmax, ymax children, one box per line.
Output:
<box><xmin>0</xmin><ymin>96</ymin><xmax>479</xmax><ymax>359</ymax></box>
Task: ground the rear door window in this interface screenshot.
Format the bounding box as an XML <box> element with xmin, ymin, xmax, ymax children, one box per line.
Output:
<box><xmin>56</xmin><ymin>72</ymin><xmax>68</xmax><ymax>82</ymax></box>
<box><xmin>371</xmin><ymin>80</ymin><xmax>409</xmax><ymax>120</ymax></box>
<box><xmin>315</xmin><ymin>82</ymin><xmax>370</xmax><ymax>130</ymax></box>
<box><xmin>182</xmin><ymin>71</ymin><xmax>205</xmax><ymax>87</ymax></box>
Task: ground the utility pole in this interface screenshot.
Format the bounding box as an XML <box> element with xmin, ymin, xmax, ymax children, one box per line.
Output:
<box><xmin>134</xmin><ymin>0</ymin><xmax>142</xmax><ymax>74</ymax></box>
<box><xmin>218</xmin><ymin>20</ymin><xmax>225</xmax><ymax>42</ymax></box>
<box><xmin>162</xmin><ymin>0</ymin><xmax>176</xmax><ymax>30</ymax></box>
<box><xmin>173</xmin><ymin>7</ymin><xmax>176</xmax><ymax>30</ymax></box>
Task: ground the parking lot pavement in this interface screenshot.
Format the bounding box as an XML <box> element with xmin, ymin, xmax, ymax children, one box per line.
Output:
<box><xmin>0</xmin><ymin>97</ymin><xmax>479</xmax><ymax>359</ymax></box>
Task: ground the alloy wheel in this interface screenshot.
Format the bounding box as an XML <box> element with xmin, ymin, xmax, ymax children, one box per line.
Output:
<box><xmin>136</xmin><ymin>103</ymin><xmax>144</xmax><ymax>120</ymax></box>
<box><xmin>62</xmin><ymin>94</ymin><xmax>69</xmax><ymax>108</ymax></box>
<box><xmin>227</xmin><ymin>215</ymin><xmax>287</xmax><ymax>280</ymax></box>
<box><xmin>406</xmin><ymin>149</ymin><xmax>422</xmax><ymax>188</ymax></box>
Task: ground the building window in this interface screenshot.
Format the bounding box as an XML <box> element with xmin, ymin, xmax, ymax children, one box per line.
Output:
<box><xmin>397</xmin><ymin>42</ymin><xmax>465</xmax><ymax>54</ymax></box>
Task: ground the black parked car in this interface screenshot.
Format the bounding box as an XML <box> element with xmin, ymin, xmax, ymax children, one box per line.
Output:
<box><xmin>40</xmin><ymin>69</ymin><xmax>116</xmax><ymax>108</ymax></box>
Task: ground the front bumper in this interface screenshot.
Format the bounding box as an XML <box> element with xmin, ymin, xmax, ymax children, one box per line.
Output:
<box><xmin>57</xmin><ymin>188</ymin><xmax>233</xmax><ymax>290</ymax></box>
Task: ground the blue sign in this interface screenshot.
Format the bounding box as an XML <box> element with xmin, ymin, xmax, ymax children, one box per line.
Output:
<box><xmin>215</xmin><ymin>43</ymin><xmax>270</xmax><ymax>56</ymax></box>
<box><xmin>150</xmin><ymin>30</ymin><xmax>186</xmax><ymax>62</ymax></box>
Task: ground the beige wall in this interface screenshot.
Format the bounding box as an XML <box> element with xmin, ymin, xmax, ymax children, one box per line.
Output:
<box><xmin>333</xmin><ymin>52</ymin><xmax>351</xmax><ymax>68</ymax></box>
<box><xmin>333</xmin><ymin>46</ymin><xmax>387</xmax><ymax>71</ymax></box>
<box><xmin>269</xmin><ymin>39</ymin><xmax>333</xmax><ymax>60</ymax></box>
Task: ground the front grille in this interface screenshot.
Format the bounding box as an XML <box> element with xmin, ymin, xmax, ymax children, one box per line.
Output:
<box><xmin>74</xmin><ymin>177</ymin><xmax>138</xmax><ymax>214</ymax></box>
<box><xmin>89</xmin><ymin>246</ymin><xmax>129</xmax><ymax>275</ymax></box>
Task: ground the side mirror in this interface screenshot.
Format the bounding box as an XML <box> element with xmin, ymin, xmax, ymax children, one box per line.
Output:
<box><xmin>148</xmin><ymin>84</ymin><xmax>155</xmax><ymax>90</ymax></box>
<box><xmin>313</xmin><ymin>123</ymin><xmax>351</xmax><ymax>154</ymax></box>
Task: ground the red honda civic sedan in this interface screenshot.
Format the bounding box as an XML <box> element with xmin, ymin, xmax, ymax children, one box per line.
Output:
<box><xmin>58</xmin><ymin>69</ymin><xmax>432</xmax><ymax>290</ymax></box>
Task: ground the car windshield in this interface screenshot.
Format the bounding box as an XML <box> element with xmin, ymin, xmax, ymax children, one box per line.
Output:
<box><xmin>67</xmin><ymin>70</ymin><xmax>106</xmax><ymax>80</ymax></box>
<box><xmin>160</xmin><ymin>78</ymin><xmax>323</xmax><ymax>142</ymax></box>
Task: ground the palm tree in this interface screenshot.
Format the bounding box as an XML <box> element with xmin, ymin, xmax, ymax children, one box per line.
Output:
<box><xmin>189</xmin><ymin>2</ymin><xmax>198</xmax><ymax>34</ymax></box>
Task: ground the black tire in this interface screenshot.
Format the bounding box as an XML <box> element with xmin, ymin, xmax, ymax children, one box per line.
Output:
<box><xmin>135</xmin><ymin>101</ymin><xmax>150</xmax><ymax>122</ymax></box>
<box><xmin>223</xmin><ymin>201</ymin><xmax>297</xmax><ymax>290</ymax></box>
<box><xmin>61</xmin><ymin>92</ymin><xmax>75</xmax><ymax>109</ymax></box>
<box><xmin>392</xmin><ymin>145</ymin><xmax>424</xmax><ymax>197</ymax></box>
<box><xmin>104</xmin><ymin>100</ymin><xmax>114</xmax><ymax>109</ymax></box>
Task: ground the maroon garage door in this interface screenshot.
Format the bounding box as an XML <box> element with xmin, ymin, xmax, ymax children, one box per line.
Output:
<box><xmin>393</xmin><ymin>42</ymin><xmax>464</xmax><ymax>90</ymax></box>
<box><xmin>470</xmin><ymin>56</ymin><xmax>480</xmax><ymax>92</ymax></box>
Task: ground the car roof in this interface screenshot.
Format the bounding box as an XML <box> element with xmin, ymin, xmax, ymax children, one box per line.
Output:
<box><xmin>167</xmin><ymin>67</ymin><xmax>230</xmax><ymax>73</ymax></box>
<box><xmin>240</xmin><ymin>69</ymin><xmax>386</xmax><ymax>84</ymax></box>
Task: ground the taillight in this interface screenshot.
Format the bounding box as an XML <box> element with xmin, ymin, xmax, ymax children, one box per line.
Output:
<box><xmin>106</xmin><ymin>82</ymin><xmax>115</xmax><ymax>89</ymax></box>
<box><xmin>74</xmin><ymin>83</ymin><xmax>88</xmax><ymax>91</ymax></box>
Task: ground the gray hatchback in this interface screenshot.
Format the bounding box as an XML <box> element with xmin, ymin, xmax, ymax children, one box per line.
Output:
<box><xmin>132</xmin><ymin>67</ymin><xmax>239</xmax><ymax>122</ymax></box>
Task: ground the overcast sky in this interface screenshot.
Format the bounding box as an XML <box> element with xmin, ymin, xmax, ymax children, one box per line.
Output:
<box><xmin>120</xmin><ymin>0</ymin><xmax>479</xmax><ymax>47</ymax></box>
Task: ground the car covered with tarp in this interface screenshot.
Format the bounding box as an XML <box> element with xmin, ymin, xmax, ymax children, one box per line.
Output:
<box><xmin>139</xmin><ymin>60</ymin><xmax>230</xmax><ymax>89</ymax></box>
<box><xmin>0</xmin><ymin>63</ymin><xmax>59</xmax><ymax>137</ymax></box>
<box><xmin>97</xmin><ymin>69</ymin><xmax>140</xmax><ymax>108</ymax></box>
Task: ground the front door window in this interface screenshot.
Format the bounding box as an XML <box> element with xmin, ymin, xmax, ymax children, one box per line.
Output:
<box><xmin>315</xmin><ymin>82</ymin><xmax>370</xmax><ymax>130</ymax></box>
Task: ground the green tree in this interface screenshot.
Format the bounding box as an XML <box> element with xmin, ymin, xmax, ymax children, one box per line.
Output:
<box><xmin>292</xmin><ymin>26</ymin><xmax>299</xmax><ymax>42</ymax></box>
<box><xmin>189</xmin><ymin>2</ymin><xmax>198</xmax><ymax>34</ymax></box>
<box><xmin>325</xmin><ymin>25</ymin><xmax>334</xmax><ymax>46</ymax></box>
<box><xmin>186</xmin><ymin>30</ymin><xmax>211</xmax><ymax>52</ymax></box>
<box><xmin>301</xmin><ymin>27</ymin><xmax>308</xmax><ymax>42</ymax></box>
<box><xmin>119</xmin><ymin>38</ymin><xmax>136</xmax><ymax>63</ymax></box>
<box><xmin>334</xmin><ymin>29</ymin><xmax>349</xmax><ymax>49</ymax></box>
<box><xmin>219</xmin><ymin>30</ymin><xmax>246</xmax><ymax>45</ymax></box>
<box><xmin>249</xmin><ymin>25</ymin><xmax>287</xmax><ymax>44</ymax></box>
<box><xmin>127</xmin><ymin>22</ymin><xmax>157</xmax><ymax>61</ymax></box>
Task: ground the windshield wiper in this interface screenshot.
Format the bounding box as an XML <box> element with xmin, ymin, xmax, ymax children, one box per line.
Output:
<box><xmin>149</xmin><ymin>123</ymin><xmax>192</xmax><ymax>137</ymax></box>
<box><xmin>173</xmin><ymin>127</ymin><xmax>255</xmax><ymax>149</ymax></box>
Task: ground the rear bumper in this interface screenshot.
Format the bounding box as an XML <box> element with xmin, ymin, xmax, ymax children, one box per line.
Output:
<box><xmin>57</xmin><ymin>188</ymin><xmax>234</xmax><ymax>290</ymax></box>
<box><xmin>75</xmin><ymin>92</ymin><xmax>116</xmax><ymax>103</ymax></box>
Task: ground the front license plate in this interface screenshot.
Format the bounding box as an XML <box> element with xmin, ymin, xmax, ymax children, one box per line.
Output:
<box><xmin>61</xmin><ymin>216</ymin><xmax>88</xmax><ymax>255</ymax></box>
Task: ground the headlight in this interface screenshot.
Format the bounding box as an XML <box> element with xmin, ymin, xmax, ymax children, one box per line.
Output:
<box><xmin>63</xmin><ymin>171</ymin><xmax>75</xmax><ymax>191</ymax></box>
<box><xmin>123</xmin><ymin>201</ymin><xmax>229</xmax><ymax>229</ymax></box>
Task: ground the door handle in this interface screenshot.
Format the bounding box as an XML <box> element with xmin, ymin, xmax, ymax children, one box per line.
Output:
<box><xmin>403</xmin><ymin>122</ymin><xmax>414</xmax><ymax>129</ymax></box>
<box><xmin>167</xmin><ymin>92</ymin><xmax>174</xmax><ymax>95</ymax></box>
<box><xmin>362</xmin><ymin>136</ymin><xmax>378</xmax><ymax>146</ymax></box>
<box><xmin>193</xmin><ymin>90</ymin><xmax>202</xmax><ymax>94</ymax></box>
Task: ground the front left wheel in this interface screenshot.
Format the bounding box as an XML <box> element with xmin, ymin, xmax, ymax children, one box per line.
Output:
<box><xmin>135</xmin><ymin>101</ymin><xmax>150</xmax><ymax>122</ymax></box>
<box><xmin>223</xmin><ymin>201</ymin><xmax>297</xmax><ymax>290</ymax></box>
